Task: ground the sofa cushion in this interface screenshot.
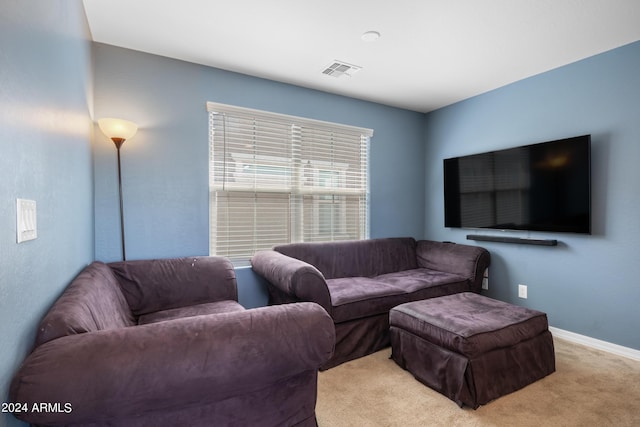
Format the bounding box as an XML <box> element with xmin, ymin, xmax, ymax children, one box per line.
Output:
<box><xmin>328</xmin><ymin>268</ymin><xmax>470</xmax><ymax>323</ymax></box>
<box><xmin>36</xmin><ymin>262</ymin><xmax>135</xmax><ymax>346</ymax></box>
<box><xmin>138</xmin><ymin>300</ymin><xmax>245</xmax><ymax>325</ymax></box>
<box><xmin>375</xmin><ymin>268</ymin><xmax>468</xmax><ymax>293</ymax></box>
<box><xmin>327</xmin><ymin>277</ymin><xmax>404</xmax><ymax>307</ymax></box>
<box><xmin>274</xmin><ymin>237</ymin><xmax>418</xmax><ymax>279</ymax></box>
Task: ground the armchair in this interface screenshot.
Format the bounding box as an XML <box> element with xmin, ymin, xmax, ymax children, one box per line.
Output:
<box><xmin>10</xmin><ymin>256</ymin><xmax>335</xmax><ymax>427</ymax></box>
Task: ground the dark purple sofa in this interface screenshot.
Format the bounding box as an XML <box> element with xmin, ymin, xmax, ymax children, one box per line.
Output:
<box><xmin>251</xmin><ymin>237</ymin><xmax>490</xmax><ymax>369</ymax></box>
<box><xmin>10</xmin><ymin>256</ymin><xmax>335</xmax><ymax>427</ymax></box>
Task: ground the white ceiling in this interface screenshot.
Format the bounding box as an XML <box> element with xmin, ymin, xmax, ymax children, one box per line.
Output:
<box><xmin>83</xmin><ymin>0</ymin><xmax>640</xmax><ymax>113</ymax></box>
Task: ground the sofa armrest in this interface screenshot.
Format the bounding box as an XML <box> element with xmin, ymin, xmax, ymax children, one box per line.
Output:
<box><xmin>108</xmin><ymin>256</ymin><xmax>238</xmax><ymax>316</ymax></box>
<box><xmin>251</xmin><ymin>250</ymin><xmax>332</xmax><ymax>314</ymax></box>
<box><xmin>10</xmin><ymin>302</ymin><xmax>334</xmax><ymax>426</ymax></box>
<box><xmin>416</xmin><ymin>240</ymin><xmax>490</xmax><ymax>292</ymax></box>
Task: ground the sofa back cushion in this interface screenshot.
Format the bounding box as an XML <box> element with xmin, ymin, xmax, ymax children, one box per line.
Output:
<box><xmin>35</xmin><ymin>262</ymin><xmax>135</xmax><ymax>346</ymax></box>
<box><xmin>108</xmin><ymin>256</ymin><xmax>238</xmax><ymax>316</ymax></box>
<box><xmin>274</xmin><ymin>237</ymin><xmax>418</xmax><ymax>279</ymax></box>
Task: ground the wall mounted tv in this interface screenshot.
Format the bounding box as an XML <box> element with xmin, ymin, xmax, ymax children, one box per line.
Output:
<box><xmin>444</xmin><ymin>135</ymin><xmax>591</xmax><ymax>234</ymax></box>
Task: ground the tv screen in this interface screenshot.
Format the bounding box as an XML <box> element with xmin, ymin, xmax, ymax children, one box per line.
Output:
<box><xmin>444</xmin><ymin>135</ymin><xmax>591</xmax><ymax>234</ymax></box>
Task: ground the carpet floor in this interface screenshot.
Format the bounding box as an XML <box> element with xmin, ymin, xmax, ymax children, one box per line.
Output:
<box><xmin>316</xmin><ymin>337</ymin><xmax>640</xmax><ymax>426</ymax></box>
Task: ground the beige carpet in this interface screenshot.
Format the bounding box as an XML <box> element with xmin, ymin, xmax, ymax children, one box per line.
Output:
<box><xmin>317</xmin><ymin>337</ymin><xmax>640</xmax><ymax>426</ymax></box>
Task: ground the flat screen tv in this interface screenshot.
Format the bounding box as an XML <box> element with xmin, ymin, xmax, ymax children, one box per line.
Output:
<box><xmin>444</xmin><ymin>135</ymin><xmax>591</xmax><ymax>234</ymax></box>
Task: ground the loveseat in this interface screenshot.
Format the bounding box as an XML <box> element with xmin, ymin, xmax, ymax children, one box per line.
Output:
<box><xmin>251</xmin><ymin>237</ymin><xmax>490</xmax><ymax>369</ymax></box>
<box><xmin>10</xmin><ymin>256</ymin><xmax>335</xmax><ymax>427</ymax></box>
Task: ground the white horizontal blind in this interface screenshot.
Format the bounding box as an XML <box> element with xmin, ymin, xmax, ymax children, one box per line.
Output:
<box><xmin>208</xmin><ymin>102</ymin><xmax>372</xmax><ymax>265</ymax></box>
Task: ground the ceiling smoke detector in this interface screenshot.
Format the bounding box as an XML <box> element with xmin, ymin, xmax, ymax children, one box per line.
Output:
<box><xmin>361</xmin><ymin>31</ymin><xmax>381</xmax><ymax>42</ymax></box>
<box><xmin>322</xmin><ymin>61</ymin><xmax>362</xmax><ymax>78</ymax></box>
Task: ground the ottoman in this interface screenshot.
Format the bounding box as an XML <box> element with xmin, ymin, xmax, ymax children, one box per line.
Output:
<box><xmin>390</xmin><ymin>292</ymin><xmax>555</xmax><ymax>409</ymax></box>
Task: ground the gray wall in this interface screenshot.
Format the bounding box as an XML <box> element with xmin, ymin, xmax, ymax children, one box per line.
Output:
<box><xmin>0</xmin><ymin>1</ymin><xmax>93</xmax><ymax>426</ymax></box>
<box><xmin>92</xmin><ymin>43</ymin><xmax>427</xmax><ymax>307</ymax></box>
<box><xmin>424</xmin><ymin>41</ymin><xmax>640</xmax><ymax>351</ymax></box>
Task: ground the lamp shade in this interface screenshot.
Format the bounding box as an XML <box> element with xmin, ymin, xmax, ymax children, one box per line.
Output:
<box><xmin>98</xmin><ymin>118</ymin><xmax>138</xmax><ymax>141</ymax></box>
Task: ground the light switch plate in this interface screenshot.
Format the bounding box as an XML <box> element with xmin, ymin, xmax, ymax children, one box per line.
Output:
<box><xmin>17</xmin><ymin>198</ymin><xmax>37</xmax><ymax>243</ymax></box>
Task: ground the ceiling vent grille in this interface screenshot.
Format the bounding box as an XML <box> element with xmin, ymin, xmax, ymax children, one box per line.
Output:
<box><xmin>322</xmin><ymin>61</ymin><xmax>362</xmax><ymax>78</ymax></box>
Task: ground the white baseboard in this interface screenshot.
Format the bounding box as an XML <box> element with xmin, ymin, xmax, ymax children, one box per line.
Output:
<box><xmin>549</xmin><ymin>326</ymin><xmax>640</xmax><ymax>361</ymax></box>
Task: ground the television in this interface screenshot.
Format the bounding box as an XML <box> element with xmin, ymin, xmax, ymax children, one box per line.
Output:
<box><xmin>444</xmin><ymin>135</ymin><xmax>591</xmax><ymax>234</ymax></box>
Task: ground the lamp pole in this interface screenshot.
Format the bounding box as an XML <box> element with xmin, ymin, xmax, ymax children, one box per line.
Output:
<box><xmin>98</xmin><ymin>118</ymin><xmax>138</xmax><ymax>262</ymax></box>
<box><xmin>113</xmin><ymin>138</ymin><xmax>126</xmax><ymax>261</ymax></box>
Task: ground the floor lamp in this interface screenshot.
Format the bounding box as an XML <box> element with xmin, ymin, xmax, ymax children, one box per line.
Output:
<box><xmin>98</xmin><ymin>118</ymin><xmax>138</xmax><ymax>261</ymax></box>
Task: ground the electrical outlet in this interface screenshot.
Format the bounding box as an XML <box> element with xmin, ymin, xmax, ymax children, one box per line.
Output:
<box><xmin>481</xmin><ymin>268</ymin><xmax>489</xmax><ymax>290</ymax></box>
<box><xmin>518</xmin><ymin>284</ymin><xmax>528</xmax><ymax>299</ymax></box>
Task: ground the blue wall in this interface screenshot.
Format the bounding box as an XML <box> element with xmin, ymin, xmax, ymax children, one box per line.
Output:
<box><xmin>424</xmin><ymin>41</ymin><xmax>640</xmax><ymax>351</ymax></box>
<box><xmin>0</xmin><ymin>1</ymin><xmax>93</xmax><ymax>426</ymax></box>
<box><xmin>92</xmin><ymin>43</ymin><xmax>426</xmax><ymax>307</ymax></box>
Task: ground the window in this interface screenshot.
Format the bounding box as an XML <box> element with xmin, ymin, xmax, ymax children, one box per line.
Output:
<box><xmin>208</xmin><ymin>102</ymin><xmax>372</xmax><ymax>265</ymax></box>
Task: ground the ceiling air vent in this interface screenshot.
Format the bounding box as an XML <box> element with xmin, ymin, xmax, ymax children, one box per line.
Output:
<box><xmin>322</xmin><ymin>61</ymin><xmax>362</xmax><ymax>78</ymax></box>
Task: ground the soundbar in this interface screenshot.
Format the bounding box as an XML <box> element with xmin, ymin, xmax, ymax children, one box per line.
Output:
<box><xmin>466</xmin><ymin>234</ymin><xmax>558</xmax><ymax>246</ymax></box>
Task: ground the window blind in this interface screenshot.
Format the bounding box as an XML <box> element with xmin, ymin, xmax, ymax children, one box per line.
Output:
<box><xmin>207</xmin><ymin>102</ymin><xmax>372</xmax><ymax>265</ymax></box>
